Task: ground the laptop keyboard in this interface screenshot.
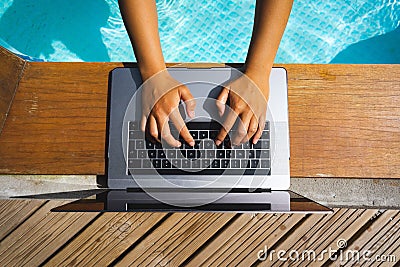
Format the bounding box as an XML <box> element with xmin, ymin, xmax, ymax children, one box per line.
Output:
<box><xmin>127</xmin><ymin>121</ymin><xmax>271</xmax><ymax>175</ymax></box>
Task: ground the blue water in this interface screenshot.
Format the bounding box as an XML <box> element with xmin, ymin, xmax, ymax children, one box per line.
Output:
<box><xmin>0</xmin><ymin>0</ymin><xmax>399</xmax><ymax>63</ymax></box>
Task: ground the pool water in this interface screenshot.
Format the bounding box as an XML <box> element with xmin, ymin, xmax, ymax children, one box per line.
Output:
<box><xmin>0</xmin><ymin>0</ymin><xmax>399</xmax><ymax>63</ymax></box>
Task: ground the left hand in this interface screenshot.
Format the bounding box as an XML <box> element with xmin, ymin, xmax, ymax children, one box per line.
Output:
<box><xmin>215</xmin><ymin>71</ymin><xmax>270</xmax><ymax>146</ymax></box>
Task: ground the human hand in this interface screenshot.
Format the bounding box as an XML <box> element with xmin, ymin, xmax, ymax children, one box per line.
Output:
<box><xmin>215</xmin><ymin>71</ymin><xmax>269</xmax><ymax>146</ymax></box>
<box><xmin>140</xmin><ymin>69</ymin><xmax>196</xmax><ymax>147</ymax></box>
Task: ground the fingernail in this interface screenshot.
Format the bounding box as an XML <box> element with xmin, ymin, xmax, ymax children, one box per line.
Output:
<box><xmin>177</xmin><ymin>141</ymin><xmax>182</xmax><ymax>147</ymax></box>
<box><xmin>189</xmin><ymin>111</ymin><xmax>195</xmax><ymax>118</ymax></box>
<box><xmin>253</xmin><ymin>138</ymin><xmax>259</xmax><ymax>144</ymax></box>
<box><xmin>215</xmin><ymin>140</ymin><xmax>221</xmax><ymax>146</ymax></box>
<box><xmin>189</xmin><ymin>141</ymin><xmax>195</xmax><ymax>147</ymax></box>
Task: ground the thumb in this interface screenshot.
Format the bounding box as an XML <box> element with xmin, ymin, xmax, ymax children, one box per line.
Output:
<box><xmin>216</xmin><ymin>87</ymin><xmax>229</xmax><ymax>116</ymax></box>
<box><xmin>180</xmin><ymin>86</ymin><xmax>196</xmax><ymax>118</ymax></box>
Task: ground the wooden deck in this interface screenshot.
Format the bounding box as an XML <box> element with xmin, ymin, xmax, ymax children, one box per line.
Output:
<box><xmin>0</xmin><ymin>200</ymin><xmax>398</xmax><ymax>266</ymax></box>
<box><xmin>1</xmin><ymin>47</ymin><xmax>400</xmax><ymax>266</ymax></box>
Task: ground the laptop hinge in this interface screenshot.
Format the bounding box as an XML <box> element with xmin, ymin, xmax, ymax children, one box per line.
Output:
<box><xmin>126</xmin><ymin>188</ymin><xmax>272</xmax><ymax>193</ymax></box>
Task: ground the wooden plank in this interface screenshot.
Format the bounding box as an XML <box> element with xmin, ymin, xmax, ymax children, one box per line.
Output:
<box><xmin>186</xmin><ymin>213</ymin><xmax>268</xmax><ymax>266</ymax></box>
<box><xmin>259</xmin><ymin>212</ymin><xmax>333</xmax><ymax>266</ymax></box>
<box><xmin>153</xmin><ymin>213</ymin><xmax>235</xmax><ymax>267</ymax></box>
<box><xmin>45</xmin><ymin>212</ymin><xmax>166</xmax><ymax>267</ymax></box>
<box><xmin>266</xmin><ymin>209</ymin><xmax>356</xmax><ymax>266</ymax></box>
<box><xmin>0</xmin><ymin>46</ymin><xmax>26</xmax><ymax>134</ymax></box>
<box><xmin>116</xmin><ymin>212</ymin><xmax>235</xmax><ymax>267</ymax></box>
<box><xmin>379</xmin><ymin>242</ymin><xmax>400</xmax><ymax>267</ymax></box>
<box><xmin>115</xmin><ymin>213</ymin><xmax>196</xmax><ymax>266</ymax></box>
<box><xmin>340</xmin><ymin>210</ymin><xmax>399</xmax><ymax>267</ymax></box>
<box><xmin>0</xmin><ymin>63</ymin><xmax>399</xmax><ymax>178</ymax></box>
<box><xmin>0</xmin><ymin>199</ymin><xmax>45</xmax><ymax>240</ymax></box>
<box><xmin>361</xmin><ymin>212</ymin><xmax>400</xmax><ymax>267</ymax></box>
<box><xmin>0</xmin><ymin>201</ymin><xmax>98</xmax><ymax>267</ymax></box>
<box><xmin>285</xmin><ymin>64</ymin><xmax>400</xmax><ymax>178</ymax></box>
<box><xmin>229</xmin><ymin>214</ymin><xmax>305</xmax><ymax>266</ymax></box>
<box><xmin>187</xmin><ymin>213</ymin><xmax>304</xmax><ymax>266</ymax></box>
<box><xmin>285</xmin><ymin>209</ymin><xmax>378</xmax><ymax>267</ymax></box>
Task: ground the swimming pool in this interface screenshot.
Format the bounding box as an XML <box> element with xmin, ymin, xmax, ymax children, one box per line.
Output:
<box><xmin>0</xmin><ymin>0</ymin><xmax>399</xmax><ymax>63</ymax></box>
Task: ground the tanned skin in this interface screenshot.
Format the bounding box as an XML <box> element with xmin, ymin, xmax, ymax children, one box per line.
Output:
<box><xmin>119</xmin><ymin>0</ymin><xmax>293</xmax><ymax>147</ymax></box>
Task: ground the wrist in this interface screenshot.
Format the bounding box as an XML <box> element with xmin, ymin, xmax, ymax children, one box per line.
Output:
<box><xmin>243</xmin><ymin>65</ymin><xmax>271</xmax><ymax>96</ymax></box>
<box><xmin>139</xmin><ymin>62</ymin><xmax>167</xmax><ymax>81</ymax></box>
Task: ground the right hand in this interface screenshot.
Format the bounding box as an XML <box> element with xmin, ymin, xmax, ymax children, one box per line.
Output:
<box><xmin>140</xmin><ymin>69</ymin><xmax>196</xmax><ymax>147</ymax></box>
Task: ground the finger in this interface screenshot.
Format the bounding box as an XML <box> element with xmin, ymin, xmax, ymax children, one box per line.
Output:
<box><xmin>252</xmin><ymin>114</ymin><xmax>266</xmax><ymax>144</ymax></box>
<box><xmin>245</xmin><ymin>115</ymin><xmax>259</xmax><ymax>142</ymax></box>
<box><xmin>147</xmin><ymin>115</ymin><xmax>160</xmax><ymax>143</ymax></box>
<box><xmin>180</xmin><ymin>86</ymin><xmax>196</xmax><ymax>118</ymax></box>
<box><xmin>233</xmin><ymin>112</ymin><xmax>252</xmax><ymax>145</ymax></box>
<box><xmin>140</xmin><ymin>114</ymin><xmax>147</xmax><ymax>132</ymax></box>
<box><xmin>215</xmin><ymin>108</ymin><xmax>238</xmax><ymax>146</ymax></box>
<box><xmin>169</xmin><ymin>108</ymin><xmax>195</xmax><ymax>146</ymax></box>
<box><xmin>155</xmin><ymin>114</ymin><xmax>181</xmax><ymax>147</ymax></box>
<box><xmin>216</xmin><ymin>87</ymin><xmax>229</xmax><ymax>116</ymax></box>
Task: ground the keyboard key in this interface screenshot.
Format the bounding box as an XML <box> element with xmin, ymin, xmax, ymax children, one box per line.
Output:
<box><xmin>166</xmin><ymin>150</ymin><xmax>176</xmax><ymax>158</ymax></box>
<box><xmin>242</xmin><ymin>142</ymin><xmax>251</xmax><ymax>149</ymax></box>
<box><xmin>192</xmin><ymin>160</ymin><xmax>201</xmax><ymax>168</ymax></box>
<box><xmin>261</xmin><ymin>160</ymin><xmax>270</xmax><ymax>168</ymax></box>
<box><xmin>162</xmin><ymin>159</ymin><xmax>171</xmax><ymax>168</ymax></box>
<box><xmin>230</xmin><ymin>159</ymin><xmax>240</xmax><ymax>168</ymax></box>
<box><xmin>129</xmin><ymin>140</ymin><xmax>135</xmax><ymax>150</ymax></box>
<box><xmin>179</xmin><ymin>150</ymin><xmax>186</xmax><ymax>158</ymax></box>
<box><xmin>142</xmin><ymin>159</ymin><xmax>152</xmax><ymax>168</ymax></box>
<box><xmin>152</xmin><ymin>159</ymin><xmax>161</xmax><ymax>168</ymax></box>
<box><xmin>136</xmin><ymin>140</ymin><xmax>145</xmax><ymax>149</ymax></box>
<box><xmin>194</xmin><ymin>140</ymin><xmax>201</xmax><ymax>149</ymax></box>
<box><xmin>190</xmin><ymin>131</ymin><xmax>198</xmax><ymax>139</ymax></box>
<box><xmin>155</xmin><ymin>142</ymin><xmax>162</xmax><ymax>149</ymax></box>
<box><xmin>184</xmin><ymin>142</ymin><xmax>193</xmax><ymax>149</ymax></box>
<box><xmin>147</xmin><ymin>150</ymin><xmax>156</xmax><ymax>158</ymax></box>
<box><xmin>202</xmin><ymin>159</ymin><xmax>211</xmax><ymax>168</ymax></box>
<box><xmin>216</xmin><ymin>150</ymin><xmax>225</xmax><ymax>158</ymax></box>
<box><xmin>187</xmin><ymin>150</ymin><xmax>196</xmax><ymax>159</ymax></box>
<box><xmin>132</xmin><ymin>131</ymin><xmax>143</xmax><ymax>139</ymax></box>
<box><xmin>129</xmin><ymin>121</ymin><xmax>138</xmax><ymax>130</ymax></box>
<box><xmin>247</xmin><ymin>150</ymin><xmax>255</xmax><ymax>158</ymax></box>
<box><xmin>199</xmin><ymin>131</ymin><xmax>208</xmax><ymax>139</ymax></box>
<box><xmin>206</xmin><ymin>150</ymin><xmax>215</xmax><ymax>158</ymax></box>
<box><xmin>203</xmin><ymin>140</ymin><xmax>215</xmax><ymax>149</ymax></box>
<box><xmin>260</xmin><ymin>140</ymin><xmax>270</xmax><ymax>149</ymax></box>
<box><xmin>209</xmin><ymin>131</ymin><xmax>218</xmax><ymax>139</ymax></box>
<box><xmin>260</xmin><ymin>150</ymin><xmax>269</xmax><ymax>158</ymax></box>
<box><xmin>172</xmin><ymin>159</ymin><xmax>181</xmax><ymax>168</ymax></box>
<box><xmin>251</xmin><ymin>159</ymin><xmax>259</xmax><ymax>168</ymax></box>
<box><xmin>241</xmin><ymin>160</ymin><xmax>249</xmax><ymax>168</ymax></box>
<box><xmin>211</xmin><ymin>160</ymin><xmax>220</xmax><ymax>168</ymax></box>
<box><xmin>146</xmin><ymin>141</ymin><xmax>155</xmax><ymax>149</ymax></box>
<box><xmin>260</xmin><ymin>131</ymin><xmax>270</xmax><ymax>139</ymax></box>
<box><xmin>221</xmin><ymin>159</ymin><xmax>230</xmax><ymax>168</ymax></box>
<box><xmin>182</xmin><ymin>159</ymin><xmax>191</xmax><ymax>168</ymax></box>
<box><xmin>226</xmin><ymin>150</ymin><xmax>233</xmax><ymax>158</ymax></box>
<box><xmin>157</xmin><ymin>150</ymin><xmax>166</xmax><ymax>158</ymax></box>
<box><xmin>253</xmin><ymin>142</ymin><xmax>261</xmax><ymax>149</ymax></box>
<box><xmin>128</xmin><ymin>159</ymin><xmax>141</xmax><ymax>168</ymax></box>
<box><xmin>236</xmin><ymin>150</ymin><xmax>245</xmax><ymax>158</ymax></box>
<box><xmin>138</xmin><ymin>150</ymin><xmax>147</xmax><ymax>159</ymax></box>
<box><xmin>128</xmin><ymin>150</ymin><xmax>137</xmax><ymax>159</ymax></box>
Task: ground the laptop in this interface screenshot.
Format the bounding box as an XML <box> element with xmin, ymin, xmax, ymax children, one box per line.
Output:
<box><xmin>53</xmin><ymin>65</ymin><xmax>331</xmax><ymax>213</ymax></box>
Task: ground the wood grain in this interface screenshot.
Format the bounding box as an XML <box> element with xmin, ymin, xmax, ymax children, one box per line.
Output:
<box><xmin>0</xmin><ymin>199</ymin><xmax>45</xmax><ymax>240</ymax></box>
<box><xmin>45</xmin><ymin>212</ymin><xmax>166</xmax><ymax>267</ymax></box>
<box><xmin>0</xmin><ymin>201</ymin><xmax>98</xmax><ymax>267</ymax></box>
<box><xmin>0</xmin><ymin>46</ymin><xmax>26</xmax><ymax>134</ymax></box>
<box><xmin>0</xmin><ymin>60</ymin><xmax>398</xmax><ymax>178</ymax></box>
<box><xmin>342</xmin><ymin>210</ymin><xmax>400</xmax><ymax>267</ymax></box>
